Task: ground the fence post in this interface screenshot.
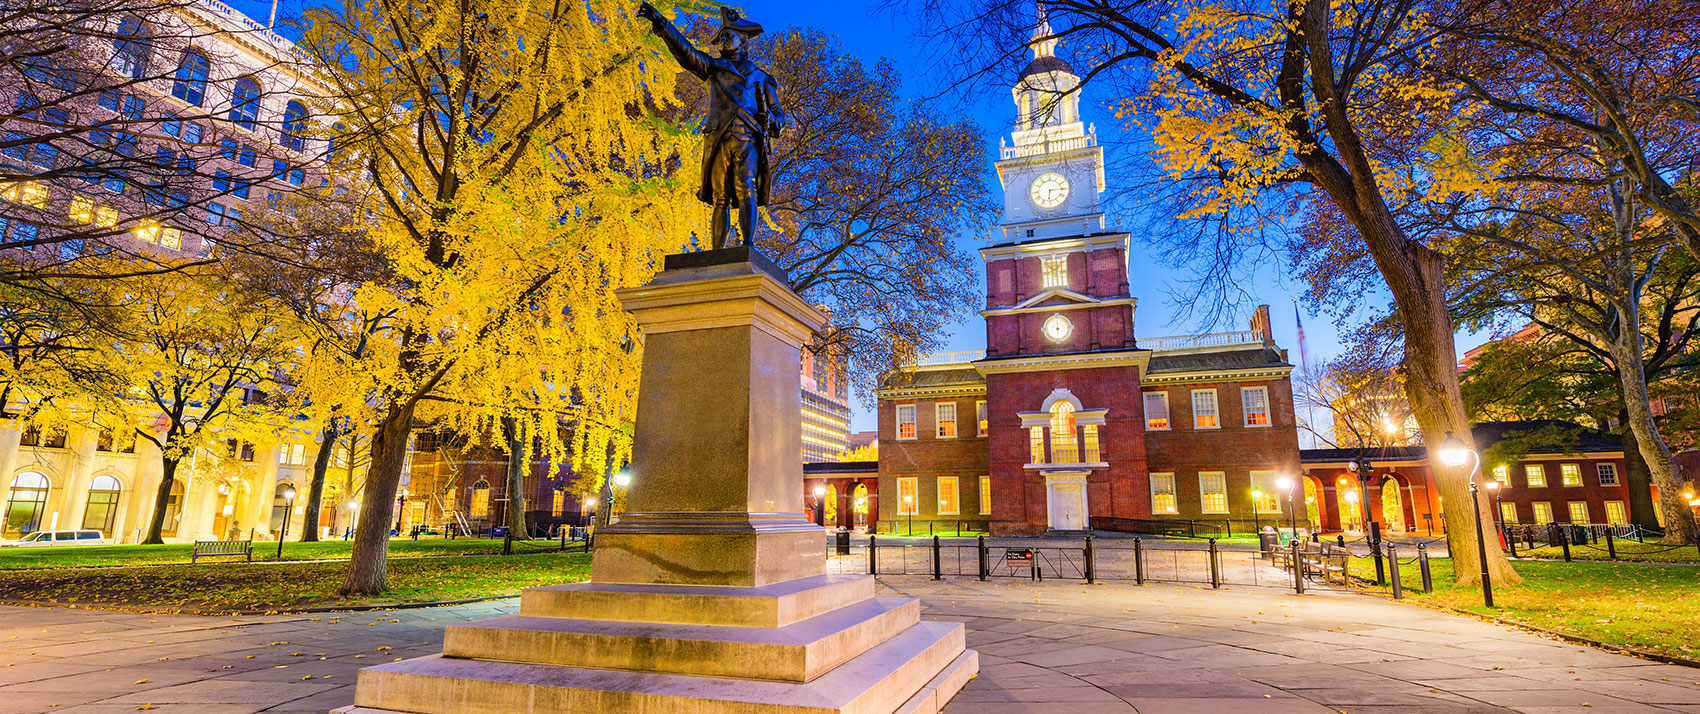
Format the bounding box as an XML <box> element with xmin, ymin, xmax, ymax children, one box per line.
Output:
<box><xmin>977</xmin><ymin>535</ymin><xmax>988</xmax><ymax>581</ymax></box>
<box><xmin>1084</xmin><ymin>536</ymin><xmax>1095</xmax><ymax>584</ymax></box>
<box><xmin>931</xmin><ymin>535</ymin><xmax>942</xmax><ymax>580</ymax></box>
<box><xmin>1369</xmin><ymin>521</ymin><xmax>1385</xmax><ymax>586</ymax></box>
<box><xmin>1134</xmin><ymin>538</ymin><xmax>1146</xmax><ymax>585</ymax></box>
<box><xmin>1336</xmin><ymin>534</ymin><xmax>1346</xmax><ymax>548</ymax></box>
<box><xmin>1418</xmin><ymin>543</ymin><xmax>1433</xmax><ymax>593</ymax></box>
<box><xmin>1292</xmin><ymin>540</ymin><xmax>1305</xmax><ymax>594</ymax></box>
<box><xmin>503</xmin><ymin>530</ymin><xmax>513</xmax><ymax>556</ymax></box>
<box><xmin>1208</xmin><ymin>538</ymin><xmax>1221</xmax><ymax>589</ymax></box>
<box><xmin>1224</xmin><ymin>520</ymin><xmax>1232</xmax><ymax>538</ymax></box>
<box><xmin>1559</xmin><ymin>527</ymin><xmax>1572</xmax><ymax>562</ymax></box>
<box><xmin>1388</xmin><ymin>544</ymin><xmax>1402</xmax><ymax>600</ymax></box>
<box><xmin>868</xmin><ymin>535</ymin><xmax>877</xmax><ymax>575</ymax></box>
<box><xmin>1605</xmin><ymin>528</ymin><xmax>1617</xmax><ymax>559</ymax></box>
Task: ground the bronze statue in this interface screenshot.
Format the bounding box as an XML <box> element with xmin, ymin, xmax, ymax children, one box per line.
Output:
<box><xmin>637</xmin><ymin>3</ymin><xmax>786</xmax><ymax>249</ymax></box>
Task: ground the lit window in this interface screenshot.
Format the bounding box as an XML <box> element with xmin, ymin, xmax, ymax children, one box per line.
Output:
<box><xmin>977</xmin><ymin>400</ymin><xmax>988</xmax><ymax>436</ymax></box>
<box><xmin>1596</xmin><ymin>463</ymin><xmax>1619</xmax><ymax>486</ymax></box>
<box><xmin>1144</xmin><ymin>392</ymin><xmax>1169</xmax><ymax>430</ymax></box>
<box><xmin>937</xmin><ymin>476</ymin><xmax>959</xmax><ymax>515</ymax></box>
<box><xmin>1250</xmin><ymin>470</ymin><xmax>1280</xmax><ymax>513</ymax></box>
<box><xmin>979</xmin><ymin>475</ymin><xmax>991</xmax><ymax>514</ymax></box>
<box><xmin>1150</xmin><ymin>473</ymin><xmax>1177</xmax><ymax>514</ymax></box>
<box><xmin>1525</xmin><ymin>464</ymin><xmax>1546</xmax><ymax>488</ymax></box>
<box><xmin>1499</xmin><ymin>501</ymin><xmax>1517</xmax><ymax>524</ymax></box>
<box><xmin>895</xmin><ymin>404</ymin><xmax>916</xmax><ymax>440</ymax></box>
<box><xmin>1561</xmin><ymin>463</ymin><xmax>1582</xmax><ymax>487</ymax></box>
<box><xmin>1192</xmin><ymin>389</ymin><xmax>1219</xmax><ymax>429</ymax></box>
<box><xmin>159</xmin><ymin>227</ymin><xmax>182</xmax><ymax>249</ymax></box>
<box><xmin>469</xmin><ymin>480</ymin><xmax>489</xmax><ymax>518</ymax></box>
<box><xmin>1567</xmin><ymin>501</ymin><xmax>1590</xmax><ymax>524</ymax></box>
<box><xmin>1040</xmin><ymin>254</ymin><xmax>1067</xmax><ymax>288</ymax></box>
<box><xmin>133</xmin><ymin>222</ymin><xmax>160</xmax><ymax>243</ymax></box>
<box><xmin>1199</xmin><ymin>472</ymin><xmax>1228</xmax><ymax>514</ymax></box>
<box><xmin>3</xmin><ymin>181</ymin><xmax>48</xmax><ymax>208</ymax></box>
<box><xmin>1049</xmin><ymin>401</ymin><xmax>1078</xmax><ymax>463</ymax></box>
<box><xmin>1028</xmin><ymin>426</ymin><xmax>1045</xmax><ymax>464</ymax></box>
<box><xmin>69</xmin><ymin>195</ymin><xmax>95</xmax><ymax>224</ymax></box>
<box><xmin>1241</xmin><ymin>386</ymin><xmax>1270</xmax><ymax>427</ymax></box>
<box><xmin>936</xmin><ymin>402</ymin><xmax>957</xmax><ymax>438</ymax></box>
<box><xmin>1604</xmin><ymin>500</ymin><xmax>1626</xmax><ymax>524</ymax></box>
<box><xmin>897</xmin><ymin>477</ymin><xmax>917</xmax><ymax>515</ymax></box>
<box><xmin>1492</xmin><ymin>465</ymin><xmax>1509</xmax><ymax>485</ymax></box>
<box><xmin>1081</xmin><ymin>424</ymin><xmax>1100</xmax><ymax>462</ymax></box>
<box><xmin>1531</xmin><ymin>501</ymin><xmax>1553</xmax><ymax>524</ymax></box>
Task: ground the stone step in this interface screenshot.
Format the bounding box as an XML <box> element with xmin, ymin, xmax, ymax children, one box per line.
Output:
<box><xmin>444</xmin><ymin>596</ymin><xmax>919</xmax><ymax>682</ymax></box>
<box><xmin>519</xmin><ymin>571</ymin><xmax>874</xmax><ymax>628</ymax></box>
<box><xmin>342</xmin><ymin>620</ymin><xmax>968</xmax><ymax>714</ymax></box>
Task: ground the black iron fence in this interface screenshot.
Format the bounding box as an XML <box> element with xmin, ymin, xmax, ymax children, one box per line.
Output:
<box><xmin>874</xmin><ymin>520</ymin><xmax>991</xmax><ymax>536</ymax></box>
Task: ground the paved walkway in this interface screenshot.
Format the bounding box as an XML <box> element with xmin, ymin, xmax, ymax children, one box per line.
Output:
<box><xmin>0</xmin><ymin>579</ymin><xmax>1695</xmax><ymax>713</ymax></box>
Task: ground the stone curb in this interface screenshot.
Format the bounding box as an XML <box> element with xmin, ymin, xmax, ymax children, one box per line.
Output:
<box><xmin>0</xmin><ymin>593</ymin><xmax>520</xmax><ymax>617</ymax></box>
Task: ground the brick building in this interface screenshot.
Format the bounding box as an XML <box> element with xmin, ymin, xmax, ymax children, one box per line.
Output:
<box><xmin>873</xmin><ymin>22</ymin><xmax>1302</xmax><ymax>536</ymax></box>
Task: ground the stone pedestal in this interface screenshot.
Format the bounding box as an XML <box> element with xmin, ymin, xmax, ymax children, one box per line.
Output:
<box><xmin>334</xmin><ymin>247</ymin><xmax>975</xmax><ymax>714</ymax></box>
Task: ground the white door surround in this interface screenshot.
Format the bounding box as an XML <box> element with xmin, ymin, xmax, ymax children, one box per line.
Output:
<box><xmin>1043</xmin><ymin>470</ymin><xmax>1089</xmax><ymax>531</ymax></box>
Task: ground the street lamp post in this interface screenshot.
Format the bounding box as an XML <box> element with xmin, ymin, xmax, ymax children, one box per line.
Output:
<box><xmin>611</xmin><ymin>471</ymin><xmax>632</xmax><ymax>524</ymax></box>
<box><xmin>1277</xmin><ymin>475</ymin><xmax>1297</xmax><ymax>538</ymax></box>
<box><xmin>1251</xmin><ymin>489</ymin><xmax>1263</xmax><ymax>535</ymax></box>
<box><xmin>394</xmin><ymin>488</ymin><xmax>408</xmax><ymax>534</ymax></box>
<box><xmin>277</xmin><ymin>487</ymin><xmax>297</xmax><ymax>560</ymax></box>
<box><xmin>1347</xmin><ymin>454</ymin><xmax>1373</xmax><ymax>533</ymax></box>
<box><xmin>813</xmin><ymin>485</ymin><xmax>826</xmax><ymax>527</ymax></box>
<box><xmin>1440</xmin><ymin>431</ymin><xmax>1494</xmax><ymax>609</ymax></box>
<box><xmin>903</xmin><ymin>494</ymin><xmax>913</xmax><ymax>536</ymax></box>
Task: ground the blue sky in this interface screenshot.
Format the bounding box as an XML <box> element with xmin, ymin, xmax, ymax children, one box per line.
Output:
<box><xmin>240</xmin><ymin>0</ymin><xmax>1489</xmax><ymax>440</ymax></box>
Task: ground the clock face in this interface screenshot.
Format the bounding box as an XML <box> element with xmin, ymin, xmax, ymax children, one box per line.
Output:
<box><xmin>1043</xmin><ymin>313</ymin><xmax>1073</xmax><ymax>343</ymax></box>
<box><xmin>1030</xmin><ymin>172</ymin><xmax>1070</xmax><ymax>209</ymax></box>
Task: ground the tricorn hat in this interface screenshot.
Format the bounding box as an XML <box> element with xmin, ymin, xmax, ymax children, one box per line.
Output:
<box><xmin>715</xmin><ymin>6</ymin><xmax>762</xmax><ymax>38</ymax></box>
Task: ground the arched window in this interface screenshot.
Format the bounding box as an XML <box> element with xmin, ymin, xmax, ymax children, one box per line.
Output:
<box><xmin>82</xmin><ymin>475</ymin><xmax>122</xmax><ymax>533</ymax></box>
<box><xmin>229</xmin><ymin>77</ymin><xmax>260</xmax><ymax>129</ymax></box>
<box><xmin>1048</xmin><ymin>401</ymin><xmax>1078</xmax><ymax>463</ymax></box>
<box><xmin>269</xmin><ymin>482</ymin><xmax>294</xmax><ymax>531</ymax></box>
<box><xmin>469</xmin><ymin>480</ymin><xmax>490</xmax><ymax>518</ymax></box>
<box><xmin>280</xmin><ymin>101</ymin><xmax>308</xmax><ymax>151</ymax></box>
<box><xmin>161</xmin><ymin>480</ymin><xmax>184</xmax><ymax>537</ymax></box>
<box><xmin>113</xmin><ymin>18</ymin><xmax>150</xmax><ymax>78</ymax></box>
<box><xmin>3</xmin><ymin>472</ymin><xmax>50</xmax><ymax>536</ymax></box>
<box><xmin>325</xmin><ymin>122</ymin><xmax>347</xmax><ymax>160</ymax></box>
<box><xmin>172</xmin><ymin>50</ymin><xmax>210</xmax><ymax>106</ymax></box>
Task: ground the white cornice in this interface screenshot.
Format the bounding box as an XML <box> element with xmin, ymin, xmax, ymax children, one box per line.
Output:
<box><xmin>975</xmin><ymin>350</ymin><xmax>1149</xmax><ymax>375</ymax></box>
<box><xmin>984</xmin><ymin>296</ymin><xmax>1135</xmax><ymax>317</ymax></box>
<box><xmin>1142</xmin><ymin>366</ymin><xmax>1293</xmax><ymax>385</ymax></box>
<box><xmin>875</xmin><ymin>384</ymin><xmax>988</xmax><ymax>400</ymax></box>
<box><xmin>981</xmin><ymin>233</ymin><xmax>1128</xmax><ymax>260</ymax></box>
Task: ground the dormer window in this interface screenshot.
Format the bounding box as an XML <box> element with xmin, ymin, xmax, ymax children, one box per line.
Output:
<box><xmin>1040</xmin><ymin>254</ymin><xmax>1067</xmax><ymax>288</ymax></box>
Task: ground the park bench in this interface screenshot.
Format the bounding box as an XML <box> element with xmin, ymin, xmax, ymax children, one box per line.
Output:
<box><xmin>191</xmin><ymin>539</ymin><xmax>253</xmax><ymax>564</ymax></box>
<box><xmin>1300</xmin><ymin>542</ymin><xmax>1347</xmax><ymax>585</ymax></box>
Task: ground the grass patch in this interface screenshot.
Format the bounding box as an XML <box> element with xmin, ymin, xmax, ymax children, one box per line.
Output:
<box><xmin>0</xmin><ymin>552</ymin><xmax>591</xmax><ymax>612</ymax></box>
<box><xmin>1516</xmin><ymin>540</ymin><xmax>1700</xmax><ymax>564</ymax></box>
<box><xmin>0</xmin><ymin>537</ymin><xmax>582</xmax><ymax>570</ymax></box>
<box><xmin>1352</xmin><ymin>556</ymin><xmax>1700</xmax><ymax>660</ymax></box>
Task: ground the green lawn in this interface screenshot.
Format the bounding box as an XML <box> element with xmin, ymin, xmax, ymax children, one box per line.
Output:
<box><xmin>1352</xmin><ymin>557</ymin><xmax>1700</xmax><ymax>660</ymax></box>
<box><xmin>0</xmin><ymin>552</ymin><xmax>592</xmax><ymax>612</ymax></box>
<box><xmin>0</xmin><ymin>537</ymin><xmax>583</xmax><ymax>570</ymax></box>
<box><xmin>1516</xmin><ymin>540</ymin><xmax>1700</xmax><ymax>564</ymax></box>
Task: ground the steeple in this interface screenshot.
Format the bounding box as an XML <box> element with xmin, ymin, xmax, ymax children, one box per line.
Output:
<box><xmin>1031</xmin><ymin>3</ymin><xmax>1057</xmax><ymax>60</ymax></box>
<box><xmin>1011</xmin><ymin>1</ymin><xmax>1082</xmax><ymax>141</ymax></box>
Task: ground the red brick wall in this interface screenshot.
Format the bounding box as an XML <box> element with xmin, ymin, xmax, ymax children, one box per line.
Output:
<box><xmin>876</xmin><ymin>394</ymin><xmax>992</xmax><ymax>530</ymax></box>
<box><xmin>1142</xmin><ymin>377</ymin><xmax>1302</xmax><ymax>528</ymax></box>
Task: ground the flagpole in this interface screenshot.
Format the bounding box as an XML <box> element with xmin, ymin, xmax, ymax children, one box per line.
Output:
<box><xmin>1293</xmin><ymin>297</ymin><xmax>1319</xmax><ymax>448</ymax></box>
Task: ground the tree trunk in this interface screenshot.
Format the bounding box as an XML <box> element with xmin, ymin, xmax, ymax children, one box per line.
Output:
<box><xmin>142</xmin><ymin>457</ymin><xmax>181</xmax><ymax>545</ymax></box>
<box><xmin>299</xmin><ymin>424</ymin><xmax>338</xmax><ymax>542</ymax></box>
<box><xmin>1616</xmin><ymin>405</ymin><xmax>1664</xmax><ymax>532</ymax></box>
<box><xmin>338</xmin><ymin>405</ymin><xmax>414</xmax><ymax>596</ymax></box>
<box><xmin>501</xmin><ymin>416</ymin><xmax>529</xmax><ymax>538</ymax></box>
<box><xmin>1396</xmin><ymin>248</ymin><xmax>1523</xmax><ymax>585</ymax></box>
<box><xmin>1604</xmin><ymin>338</ymin><xmax>1698</xmax><ymax>543</ymax></box>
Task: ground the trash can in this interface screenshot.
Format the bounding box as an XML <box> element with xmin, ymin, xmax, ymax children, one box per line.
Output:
<box><xmin>835</xmin><ymin>530</ymin><xmax>851</xmax><ymax>555</ymax></box>
<box><xmin>1258</xmin><ymin>526</ymin><xmax>1280</xmax><ymax>558</ymax></box>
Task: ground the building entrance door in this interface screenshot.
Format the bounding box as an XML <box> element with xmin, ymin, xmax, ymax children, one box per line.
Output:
<box><xmin>1044</xmin><ymin>473</ymin><xmax>1088</xmax><ymax>531</ymax></box>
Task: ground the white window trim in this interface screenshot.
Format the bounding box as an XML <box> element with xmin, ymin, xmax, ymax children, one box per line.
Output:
<box><xmin>1144</xmin><ymin>391</ymin><xmax>1170</xmax><ymax>431</ymax></box>
<box><xmin>979</xmin><ymin>475</ymin><xmax>991</xmax><ymax>515</ymax></box>
<box><xmin>1240</xmin><ymin>386</ymin><xmax>1271</xmax><ymax>428</ymax></box>
<box><xmin>1250</xmin><ymin>470</ymin><xmax>1281</xmax><ymax>514</ymax></box>
<box><xmin>937</xmin><ymin>476</ymin><xmax>960</xmax><ymax>515</ymax></box>
<box><xmin>1199</xmin><ymin>471</ymin><xmax>1229</xmax><ymax>514</ymax></box>
<box><xmin>1150</xmin><ymin>472</ymin><xmax>1178</xmax><ymax>514</ymax></box>
<box><xmin>1531</xmin><ymin>501</ymin><xmax>1554</xmax><ymax>523</ymax></box>
<box><xmin>897</xmin><ymin>477</ymin><xmax>918</xmax><ymax>515</ymax></box>
<box><xmin>1596</xmin><ymin>463</ymin><xmax>1620</xmax><ymax>486</ymax></box>
<box><xmin>1525</xmin><ymin>464</ymin><xmax>1547</xmax><ymax>488</ymax></box>
<box><xmin>1604</xmin><ymin>500</ymin><xmax>1627</xmax><ymax>524</ymax></box>
<box><xmin>1191</xmin><ymin>389</ymin><xmax>1220</xmax><ymax>430</ymax></box>
<box><xmin>936</xmin><ymin>402</ymin><xmax>958</xmax><ymax>439</ymax></box>
<box><xmin>895</xmin><ymin>404</ymin><xmax>917</xmax><ymax>441</ymax></box>
<box><xmin>977</xmin><ymin>400</ymin><xmax>988</xmax><ymax>437</ymax></box>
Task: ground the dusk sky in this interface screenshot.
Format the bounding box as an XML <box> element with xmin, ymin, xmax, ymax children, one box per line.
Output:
<box><xmin>239</xmin><ymin>0</ymin><xmax>1498</xmax><ymax>440</ymax></box>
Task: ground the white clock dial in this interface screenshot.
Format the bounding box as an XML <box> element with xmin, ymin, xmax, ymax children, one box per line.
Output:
<box><xmin>1043</xmin><ymin>313</ymin><xmax>1073</xmax><ymax>343</ymax></box>
<box><xmin>1029</xmin><ymin>172</ymin><xmax>1070</xmax><ymax>209</ymax></box>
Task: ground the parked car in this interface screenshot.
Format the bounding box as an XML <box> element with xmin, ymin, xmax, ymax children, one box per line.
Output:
<box><xmin>1</xmin><ymin>530</ymin><xmax>108</xmax><ymax>547</ymax></box>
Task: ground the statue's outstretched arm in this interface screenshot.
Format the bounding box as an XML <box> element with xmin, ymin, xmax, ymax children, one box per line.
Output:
<box><xmin>638</xmin><ymin>3</ymin><xmax>711</xmax><ymax>79</ymax></box>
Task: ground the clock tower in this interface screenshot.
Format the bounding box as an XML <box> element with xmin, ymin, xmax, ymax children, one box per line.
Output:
<box><xmin>992</xmin><ymin>5</ymin><xmax>1107</xmax><ymax>243</ymax></box>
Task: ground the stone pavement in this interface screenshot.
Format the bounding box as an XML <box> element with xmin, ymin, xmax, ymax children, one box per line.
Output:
<box><xmin>0</xmin><ymin>579</ymin><xmax>1696</xmax><ymax>713</ymax></box>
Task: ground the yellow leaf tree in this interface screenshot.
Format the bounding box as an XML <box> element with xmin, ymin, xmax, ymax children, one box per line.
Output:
<box><xmin>283</xmin><ymin>0</ymin><xmax>703</xmax><ymax>594</ymax></box>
